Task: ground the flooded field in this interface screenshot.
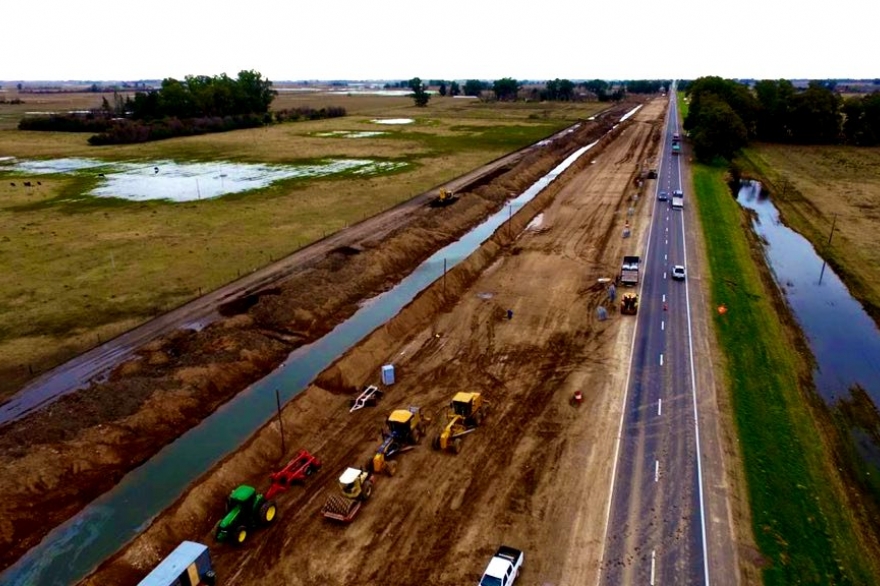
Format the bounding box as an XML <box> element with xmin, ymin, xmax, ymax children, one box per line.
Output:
<box><xmin>313</xmin><ymin>130</ymin><xmax>388</xmax><ymax>138</ymax></box>
<box><xmin>371</xmin><ymin>118</ymin><xmax>414</xmax><ymax>125</ymax></box>
<box><xmin>1</xmin><ymin>157</ymin><xmax>408</xmax><ymax>202</ymax></box>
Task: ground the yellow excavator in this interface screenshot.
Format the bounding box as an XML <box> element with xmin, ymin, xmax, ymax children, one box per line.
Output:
<box><xmin>430</xmin><ymin>188</ymin><xmax>458</xmax><ymax>207</ymax></box>
<box><xmin>433</xmin><ymin>392</ymin><xmax>486</xmax><ymax>454</ymax></box>
<box><xmin>370</xmin><ymin>407</ymin><xmax>426</xmax><ymax>476</ymax></box>
<box><xmin>620</xmin><ymin>292</ymin><xmax>639</xmax><ymax>315</ymax></box>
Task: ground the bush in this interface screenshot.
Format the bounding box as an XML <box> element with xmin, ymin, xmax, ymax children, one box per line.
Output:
<box><xmin>87</xmin><ymin>114</ymin><xmax>266</xmax><ymax>145</ymax></box>
<box><xmin>19</xmin><ymin>113</ymin><xmax>113</xmax><ymax>133</ymax></box>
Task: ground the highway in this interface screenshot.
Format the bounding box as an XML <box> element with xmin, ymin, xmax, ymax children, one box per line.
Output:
<box><xmin>599</xmin><ymin>94</ymin><xmax>710</xmax><ymax>585</ymax></box>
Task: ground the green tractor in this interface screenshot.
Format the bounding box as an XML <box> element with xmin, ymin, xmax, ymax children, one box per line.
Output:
<box><xmin>215</xmin><ymin>485</ymin><xmax>277</xmax><ymax>544</ymax></box>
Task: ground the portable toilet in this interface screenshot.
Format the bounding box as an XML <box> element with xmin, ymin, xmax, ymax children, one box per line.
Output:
<box><xmin>381</xmin><ymin>364</ymin><xmax>395</xmax><ymax>386</ymax></box>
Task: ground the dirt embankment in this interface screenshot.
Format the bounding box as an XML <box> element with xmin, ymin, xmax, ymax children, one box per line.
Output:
<box><xmin>82</xmin><ymin>100</ymin><xmax>666</xmax><ymax>586</ymax></box>
<box><xmin>0</xmin><ymin>103</ymin><xmax>642</xmax><ymax>572</ymax></box>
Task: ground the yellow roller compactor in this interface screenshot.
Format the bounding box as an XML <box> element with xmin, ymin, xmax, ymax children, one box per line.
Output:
<box><xmin>432</xmin><ymin>392</ymin><xmax>487</xmax><ymax>454</ymax></box>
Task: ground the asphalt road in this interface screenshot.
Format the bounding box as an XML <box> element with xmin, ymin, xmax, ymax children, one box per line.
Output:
<box><xmin>600</xmin><ymin>95</ymin><xmax>711</xmax><ymax>585</ymax></box>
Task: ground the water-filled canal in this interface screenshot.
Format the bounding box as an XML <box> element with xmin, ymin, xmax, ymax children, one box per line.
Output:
<box><xmin>735</xmin><ymin>180</ymin><xmax>880</xmax><ymax>468</ymax></box>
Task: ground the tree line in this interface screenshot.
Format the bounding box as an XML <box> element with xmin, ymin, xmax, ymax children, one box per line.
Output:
<box><xmin>18</xmin><ymin>70</ymin><xmax>346</xmax><ymax>145</ymax></box>
<box><xmin>402</xmin><ymin>78</ymin><xmax>667</xmax><ymax>106</ymax></box>
<box><xmin>683</xmin><ymin>76</ymin><xmax>880</xmax><ymax>161</ymax></box>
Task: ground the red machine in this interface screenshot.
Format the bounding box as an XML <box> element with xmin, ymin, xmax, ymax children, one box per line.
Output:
<box><xmin>265</xmin><ymin>449</ymin><xmax>322</xmax><ymax>500</ymax></box>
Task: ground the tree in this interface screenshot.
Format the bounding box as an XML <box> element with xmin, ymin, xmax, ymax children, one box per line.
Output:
<box><xmin>463</xmin><ymin>79</ymin><xmax>486</xmax><ymax>97</ymax></box>
<box><xmin>544</xmin><ymin>79</ymin><xmax>560</xmax><ymax>101</ymax></box>
<box><xmin>450</xmin><ymin>81</ymin><xmax>461</xmax><ymax>97</ymax></box>
<box><xmin>493</xmin><ymin>77</ymin><xmax>520</xmax><ymax>101</ymax></box>
<box><xmin>438</xmin><ymin>82</ymin><xmax>447</xmax><ymax>97</ymax></box>
<box><xmin>558</xmin><ymin>79</ymin><xmax>575</xmax><ymax>101</ymax></box>
<box><xmin>689</xmin><ymin>95</ymin><xmax>748</xmax><ymax>162</ymax></box>
<box><xmin>408</xmin><ymin>77</ymin><xmax>430</xmax><ymax>107</ymax></box>
<box><xmin>685</xmin><ymin>76</ymin><xmax>759</xmax><ymax>139</ymax></box>
<box><xmin>754</xmin><ymin>79</ymin><xmax>795</xmax><ymax>141</ymax></box>
<box><xmin>542</xmin><ymin>79</ymin><xmax>575</xmax><ymax>101</ymax></box>
<box><xmin>843</xmin><ymin>92</ymin><xmax>880</xmax><ymax>145</ymax></box>
<box><xmin>234</xmin><ymin>70</ymin><xmax>276</xmax><ymax>115</ymax></box>
<box><xmin>788</xmin><ymin>82</ymin><xmax>841</xmax><ymax>144</ymax></box>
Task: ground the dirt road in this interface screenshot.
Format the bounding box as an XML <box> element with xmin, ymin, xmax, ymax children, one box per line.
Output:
<box><xmin>82</xmin><ymin>99</ymin><xmax>667</xmax><ymax>585</ymax></box>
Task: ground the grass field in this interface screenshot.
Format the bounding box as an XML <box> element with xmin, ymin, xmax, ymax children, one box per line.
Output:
<box><xmin>0</xmin><ymin>90</ymin><xmax>607</xmax><ymax>398</ymax></box>
<box><xmin>738</xmin><ymin>144</ymin><xmax>880</xmax><ymax>325</ymax></box>
<box><xmin>693</xmin><ymin>163</ymin><xmax>879</xmax><ymax>583</ymax></box>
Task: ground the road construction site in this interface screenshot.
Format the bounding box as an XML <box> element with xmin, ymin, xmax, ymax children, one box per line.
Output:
<box><xmin>96</xmin><ymin>98</ymin><xmax>665</xmax><ymax>585</ymax></box>
<box><xmin>2</xmin><ymin>98</ymin><xmax>672</xmax><ymax>585</ymax></box>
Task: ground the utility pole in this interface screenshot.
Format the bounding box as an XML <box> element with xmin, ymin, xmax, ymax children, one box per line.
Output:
<box><xmin>818</xmin><ymin>213</ymin><xmax>838</xmax><ymax>285</ymax></box>
<box><xmin>275</xmin><ymin>389</ymin><xmax>286</xmax><ymax>457</ymax></box>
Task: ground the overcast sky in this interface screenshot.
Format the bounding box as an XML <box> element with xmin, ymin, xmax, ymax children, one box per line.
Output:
<box><xmin>3</xmin><ymin>0</ymin><xmax>877</xmax><ymax>82</ymax></box>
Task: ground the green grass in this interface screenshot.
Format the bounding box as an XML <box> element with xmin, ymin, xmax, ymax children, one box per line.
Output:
<box><xmin>677</xmin><ymin>90</ymin><xmax>689</xmax><ymax>120</ymax></box>
<box><xmin>693</xmin><ymin>164</ymin><xmax>877</xmax><ymax>584</ymax></box>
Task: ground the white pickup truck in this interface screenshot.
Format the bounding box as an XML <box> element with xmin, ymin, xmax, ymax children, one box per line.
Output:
<box><xmin>479</xmin><ymin>546</ymin><xmax>524</xmax><ymax>586</ymax></box>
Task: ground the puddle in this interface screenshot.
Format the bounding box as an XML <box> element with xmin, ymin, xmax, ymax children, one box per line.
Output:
<box><xmin>314</xmin><ymin>130</ymin><xmax>388</xmax><ymax>138</ymax></box>
<box><xmin>371</xmin><ymin>118</ymin><xmax>414</xmax><ymax>125</ymax></box>
<box><xmin>330</xmin><ymin>90</ymin><xmax>414</xmax><ymax>97</ymax></box>
<box><xmin>1</xmin><ymin>158</ymin><xmax>408</xmax><ymax>203</ymax></box>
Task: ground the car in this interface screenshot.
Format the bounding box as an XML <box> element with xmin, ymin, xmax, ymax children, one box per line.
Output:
<box><xmin>671</xmin><ymin>265</ymin><xmax>686</xmax><ymax>280</ymax></box>
<box><xmin>658</xmin><ymin>191</ymin><xmax>668</xmax><ymax>201</ymax></box>
<box><xmin>479</xmin><ymin>546</ymin><xmax>524</xmax><ymax>586</ymax></box>
<box><xmin>673</xmin><ymin>189</ymin><xmax>683</xmax><ymax>198</ymax></box>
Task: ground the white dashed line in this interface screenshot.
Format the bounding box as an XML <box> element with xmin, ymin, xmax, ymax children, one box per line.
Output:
<box><xmin>651</xmin><ymin>549</ymin><xmax>657</xmax><ymax>584</ymax></box>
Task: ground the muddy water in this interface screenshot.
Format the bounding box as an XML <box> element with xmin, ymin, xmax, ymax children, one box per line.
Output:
<box><xmin>736</xmin><ymin>180</ymin><xmax>880</xmax><ymax>466</ymax></box>
<box><xmin>0</xmin><ymin>127</ymin><xmax>610</xmax><ymax>585</ymax></box>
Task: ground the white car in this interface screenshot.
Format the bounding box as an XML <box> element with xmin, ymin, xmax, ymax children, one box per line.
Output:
<box><xmin>479</xmin><ymin>546</ymin><xmax>523</xmax><ymax>586</ymax></box>
<box><xmin>671</xmin><ymin>265</ymin><xmax>686</xmax><ymax>280</ymax></box>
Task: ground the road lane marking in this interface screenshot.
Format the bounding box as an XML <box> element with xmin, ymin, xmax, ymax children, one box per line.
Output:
<box><xmin>661</xmin><ymin>320</ymin><xmax>665</xmax><ymax>330</ymax></box>
<box><xmin>662</xmin><ymin>294</ymin><xmax>666</xmax><ymax>303</ymax></box>
<box><xmin>651</xmin><ymin>549</ymin><xmax>657</xmax><ymax>585</ymax></box>
<box><xmin>596</xmin><ymin>110</ymin><xmax>674</xmax><ymax>586</ymax></box>
<box><xmin>660</xmin><ymin>353</ymin><xmax>664</xmax><ymax>366</ymax></box>
<box><xmin>655</xmin><ymin>460</ymin><xmax>660</xmax><ymax>482</ymax></box>
<box><xmin>677</xmin><ymin>138</ymin><xmax>712</xmax><ymax>585</ymax></box>
<box><xmin>658</xmin><ymin>398</ymin><xmax>662</xmax><ymax>415</ymax></box>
